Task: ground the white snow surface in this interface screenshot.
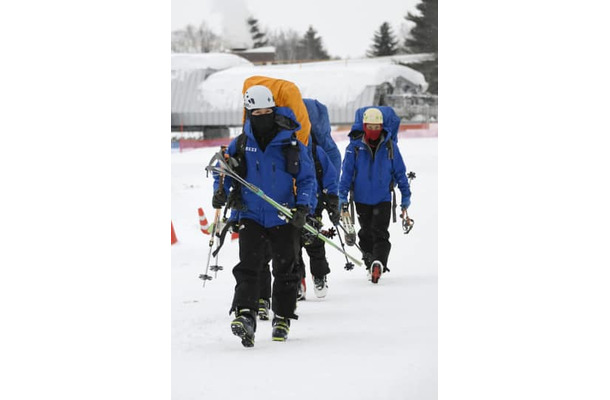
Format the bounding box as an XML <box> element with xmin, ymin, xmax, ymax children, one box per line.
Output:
<box><xmin>198</xmin><ymin>59</ymin><xmax>428</xmax><ymax>111</ymax></box>
<box><xmin>171</xmin><ymin>136</ymin><xmax>437</xmax><ymax>400</ymax></box>
<box><xmin>171</xmin><ymin>53</ymin><xmax>253</xmax><ymax>71</ymax></box>
<box><xmin>238</xmin><ymin>46</ymin><xmax>277</xmax><ymax>53</ymax></box>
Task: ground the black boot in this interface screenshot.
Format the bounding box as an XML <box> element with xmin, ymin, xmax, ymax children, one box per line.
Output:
<box><xmin>231</xmin><ymin>308</ymin><xmax>256</xmax><ymax>347</ymax></box>
<box><xmin>313</xmin><ymin>275</ymin><xmax>328</xmax><ymax>298</ymax></box>
<box><xmin>271</xmin><ymin>315</ymin><xmax>291</xmax><ymax>342</ymax></box>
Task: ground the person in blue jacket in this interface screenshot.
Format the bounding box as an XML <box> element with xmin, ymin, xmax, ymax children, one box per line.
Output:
<box><xmin>338</xmin><ymin>107</ymin><xmax>411</xmax><ymax>284</ymax></box>
<box><xmin>212</xmin><ymin>85</ymin><xmax>316</xmax><ymax>346</ymax></box>
<box><xmin>295</xmin><ymin>138</ymin><xmax>340</xmax><ymax>300</ymax></box>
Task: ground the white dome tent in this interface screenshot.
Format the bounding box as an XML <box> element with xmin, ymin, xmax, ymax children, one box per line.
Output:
<box><xmin>197</xmin><ymin>57</ymin><xmax>429</xmax><ymax>127</ymax></box>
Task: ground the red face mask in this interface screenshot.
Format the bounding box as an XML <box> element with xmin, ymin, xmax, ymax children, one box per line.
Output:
<box><xmin>364</xmin><ymin>123</ymin><xmax>382</xmax><ymax>141</ymax></box>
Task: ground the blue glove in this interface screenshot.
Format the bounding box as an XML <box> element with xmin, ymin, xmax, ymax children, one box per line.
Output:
<box><xmin>401</xmin><ymin>198</ymin><xmax>411</xmax><ymax>210</ymax></box>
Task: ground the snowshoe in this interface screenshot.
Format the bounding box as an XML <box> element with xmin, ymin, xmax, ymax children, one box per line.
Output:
<box><xmin>313</xmin><ymin>275</ymin><xmax>328</xmax><ymax>298</ymax></box>
<box><xmin>272</xmin><ymin>316</ymin><xmax>291</xmax><ymax>342</ymax></box>
<box><xmin>297</xmin><ymin>278</ymin><xmax>306</xmax><ymax>301</ymax></box>
<box><xmin>370</xmin><ymin>260</ymin><xmax>383</xmax><ymax>284</ymax></box>
<box><xmin>341</xmin><ymin>211</ymin><xmax>356</xmax><ymax>246</ymax></box>
<box><xmin>231</xmin><ymin>309</ymin><xmax>256</xmax><ymax>347</ymax></box>
<box><xmin>257</xmin><ymin>299</ymin><xmax>270</xmax><ymax>321</ymax></box>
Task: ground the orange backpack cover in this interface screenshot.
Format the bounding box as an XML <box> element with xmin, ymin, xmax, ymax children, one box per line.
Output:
<box><xmin>242</xmin><ymin>76</ymin><xmax>311</xmax><ymax>146</ymax></box>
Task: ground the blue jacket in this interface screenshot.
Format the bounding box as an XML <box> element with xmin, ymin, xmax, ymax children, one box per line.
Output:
<box><xmin>216</xmin><ymin>106</ymin><xmax>316</xmax><ymax>228</ymax></box>
<box><xmin>313</xmin><ymin>143</ymin><xmax>338</xmax><ymax>197</ymax></box>
<box><xmin>338</xmin><ymin>131</ymin><xmax>411</xmax><ymax>207</ymax></box>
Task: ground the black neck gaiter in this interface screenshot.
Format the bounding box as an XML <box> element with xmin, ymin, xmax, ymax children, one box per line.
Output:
<box><xmin>250</xmin><ymin>113</ymin><xmax>277</xmax><ymax>151</ymax></box>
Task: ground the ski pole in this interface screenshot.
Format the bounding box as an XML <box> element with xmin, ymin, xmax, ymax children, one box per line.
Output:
<box><xmin>199</xmin><ymin>208</ymin><xmax>220</xmax><ymax>286</ymax></box>
<box><xmin>209</xmin><ymin>211</ymin><xmax>228</xmax><ymax>278</ymax></box>
<box><xmin>200</xmin><ymin>150</ymin><xmax>228</xmax><ymax>286</ymax></box>
<box><xmin>334</xmin><ymin>224</ymin><xmax>355</xmax><ymax>271</ymax></box>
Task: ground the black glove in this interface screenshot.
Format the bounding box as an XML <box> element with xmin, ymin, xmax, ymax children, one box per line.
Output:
<box><xmin>326</xmin><ymin>194</ymin><xmax>340</xmax><ymax>225</ymax></box>
<box><xmin>212</xmin><ymin>189</ymin><xmax>227</xmax><ymax>209</ymax></box>
<box><xmin>290</xmin><ymin>205</ymin><xmax>309</xmax><ymax>229</ymax></box>
<box><xmin>307</xmin><ymin>215</ymin><xmax>323</xmax><ymax>230</ymax></box>
<box><xmin>230</xmin><ymin>220</ymin><xmax>240</xmax><ymax>234</ymax></box>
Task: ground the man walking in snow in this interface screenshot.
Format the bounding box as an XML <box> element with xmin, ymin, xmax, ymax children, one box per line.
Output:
<box><xmin>338</xmin><ymin>107</ymin><xmax>412</xmax><ymax>283</ymax></box>
<box><xmin>295</xmin><ymin>137</ymin><xmax>340</xmax><ymax>300</ymax></box>
<box><xmin>212</xmin><ymin>84</ymin><xmax>316</xmax><ymax>346</ymax></box>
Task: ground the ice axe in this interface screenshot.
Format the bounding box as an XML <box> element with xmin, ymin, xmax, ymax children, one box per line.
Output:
<box><xmin>401</xmin><ymin>171</ymin><xmax>416</xmax><ymax>234</ymax></box>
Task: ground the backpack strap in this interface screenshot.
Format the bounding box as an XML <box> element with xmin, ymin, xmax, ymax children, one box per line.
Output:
<box><xmin>225</xmin><ymin>133</ymin><xmax>248</xmax><ymax>212</ymax></box>
<box><xmin>385</xmin><ymin>138</ymin><xmax>397</xmax><ymax>223</ymax></box>
<box><xmin>235</xmin><ymin>132</ymin><xmax>247</xmax><ymax>160</ymax></box>
<box><xmin>348</xmin><ymin>145</ymin><xmax>359</xmax><ymax>225</ymax></box>
<box><xmin>386</xmin><ymin>139</ymin><xmax>394</xmax><ymax>160</ymax></box>
<box><xmin>311</xmin><ymin>141</ymin><xmax>324</xmax><ymax>189</ymax></box>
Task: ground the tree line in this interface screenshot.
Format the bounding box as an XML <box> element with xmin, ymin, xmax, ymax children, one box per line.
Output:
<box><xmin>171</xmin><ymin>0</ymin><xmax>437</xmax><ymax>93</ymax></box>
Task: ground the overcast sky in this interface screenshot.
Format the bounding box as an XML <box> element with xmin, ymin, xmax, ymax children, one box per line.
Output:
<box><xmin>171</xmin><ymin>0</ymin><xmax>421</xmax><ymax>59</ymax></box>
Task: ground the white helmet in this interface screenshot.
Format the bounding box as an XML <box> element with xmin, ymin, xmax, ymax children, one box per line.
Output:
<box><xmin>363</xmin><ymin>108</ymin><xmax>383</xmax><ymax>124</ymax></box>
<box><xmin>244</xmin><ymin>85</ymin><xmax>276</xmax><ymax>110</ymax></box>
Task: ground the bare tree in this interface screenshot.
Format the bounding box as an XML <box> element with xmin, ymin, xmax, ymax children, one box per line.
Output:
<box><xmin>171</xmin><ymin>22</ymin><xmax>221</xmax><ymax>53</ymax></box>
<box><xmin>267</xmin><ymin>29</ymin><xmax>302</xmax><ymax>62</ymax></box>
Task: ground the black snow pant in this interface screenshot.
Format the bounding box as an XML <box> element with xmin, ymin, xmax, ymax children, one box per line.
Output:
<box><xmin>296</xmin><ymin>207</ymin><xmax>331</xmax><ymax>280</ymax></box>
<box><xmin>258</xmin><ymin>242</ymin><xmax>272</xmax><ymax>301</ymax></box>
<box><xmin>355</xmin><ymin>202</ymin><xmax>391</xmax><ymax>269</ymax></box>
<box><xmin>297</xmin><ymin>236</ymin><xmax>330</xmax><ymax>280</ymax></box>
<box><xmin>232</xmin><ymin>219</ymin><xmax>301</xmax><ymax>320</ymax></box>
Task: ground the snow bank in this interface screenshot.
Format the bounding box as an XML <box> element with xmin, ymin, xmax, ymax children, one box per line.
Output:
<box><xmin>198</xmin><ymin>59</ymin><xmax>428</xmax><ymax>111</ymax></box>
<box><xmin>171</xmin><ymin>52</ymin><xmax>253</xmax><ymax>71</ymax></box>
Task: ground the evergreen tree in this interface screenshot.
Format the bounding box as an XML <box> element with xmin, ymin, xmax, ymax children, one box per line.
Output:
<box><xmin>247</xmin><ymin>17</ymin><xmax>268</xmax><ymax>48</ymax></box>
<box><xmin>367</xmin><ymin>22</ymin><xmax>399</xmax><ymax>57</ymax></box>
<box><xmin>296</xmin><ymin>26</ymin><xmax>330</xmax><ymax>61</ymax></box>
<box><xmin>404</xmin><ymin>0</ymin><xmax>437</xmax><ymax>53</ymax></box>
<box><xmin>403</xmin><ymin>0</ymin><xmax>438</xmax><ymax>93</ymax></box>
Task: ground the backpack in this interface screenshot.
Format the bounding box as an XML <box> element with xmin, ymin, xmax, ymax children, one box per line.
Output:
<box><xmin>349</xmin><ymin>106</ymin><xmax>401</xmax><ymax>160</ymax></box>
<box><xmin>303</xmin><ymin>98</ymin><xmax>341</xmax><ymax>183</ymax></box>
<box><xmin>242</xmin><ymin>76</ymin><xmax>311</xmax><ymax>146</ymax></box>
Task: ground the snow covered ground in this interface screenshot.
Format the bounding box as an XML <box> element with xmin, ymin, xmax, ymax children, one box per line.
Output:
<box><xmin>171</xmin><ymin>137</ymin><xmax>437</xmax><ymax>400</ymax></box>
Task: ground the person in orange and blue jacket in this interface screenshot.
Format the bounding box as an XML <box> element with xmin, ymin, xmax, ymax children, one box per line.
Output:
<box><xmin>212</xmin><ymin>85</ymin><xmax>316</xmax><ymax>347</ymax></box>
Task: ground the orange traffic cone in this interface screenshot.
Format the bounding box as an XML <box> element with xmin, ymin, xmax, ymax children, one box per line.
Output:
<box><xmin>198</xmin><ymin>208</ymin><xmax>210</xmax><ymax>234</ymax></box>
<box><xmin>171</xmin><ymin>222</ymin><xmax>178</xmax><ymax>245</ymax></box>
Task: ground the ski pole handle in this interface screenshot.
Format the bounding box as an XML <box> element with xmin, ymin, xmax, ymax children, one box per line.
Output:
<box><xmin>209</xmin><ymin>208</ymin><xmax>221</xmax><ymax>247</ymax></box>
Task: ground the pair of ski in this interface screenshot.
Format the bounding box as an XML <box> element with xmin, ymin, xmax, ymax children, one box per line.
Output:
<box><xmin>205</xmin><ymin>150</ymin><xmax>362</xmax><ymax>269</ymax></box>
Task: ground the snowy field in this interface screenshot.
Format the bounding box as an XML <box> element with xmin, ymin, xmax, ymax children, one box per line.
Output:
<box><xmin>171</xmin><ymin>137</ymin><xmax>437</xmax><ymax>400</ymax></box>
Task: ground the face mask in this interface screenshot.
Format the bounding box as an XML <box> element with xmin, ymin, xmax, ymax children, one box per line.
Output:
<box><xmin>364</xmin><ymin>125</ymin><xmax>382</xmax><ymax>141</ymax></box>
<box><xmin>250</xmin><ymin>112</ymin><xmax>276</xmax><ymax>136</ymax></box>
